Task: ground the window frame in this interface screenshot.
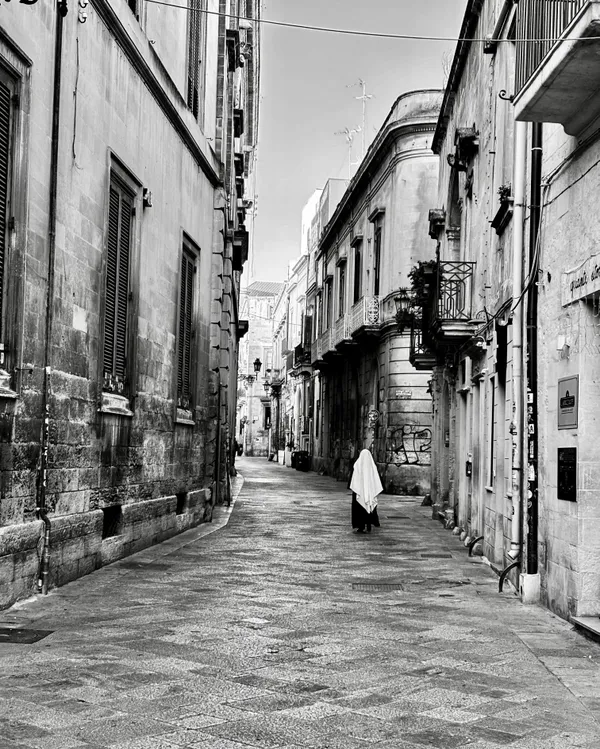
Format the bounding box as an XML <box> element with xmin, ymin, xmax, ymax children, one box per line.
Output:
<box><xmin>99</xmin><ymin>156</ymin><xmax>141</xmax><ymax>415</ymax></box>
<box><xmin>352</xmin><ymin>239</ymin><xmax>362</xmax><ymax>304</ymax></box>
<box><xmin>0</xmin><ymin>49</ymin><xmax>30</xmax><ymax>397</ymax></box>
<box><xmin>373</xmin><ymin>224</ymin><xmax>382</xmax><ymax>297</ymax></box>
<box><xmin>186</xmin><ymin>0</ymin><xmax>207</xmax><ymax>125</ymax></box>
<box><xmin>337</xmin><ymin>262</ymin><xmax>346</xmax><ymax>318</ymax></box>
<box><xmin>175</xmin><ymin>233</ymin><xmax>200</xmax><ymax>424</ymax></box>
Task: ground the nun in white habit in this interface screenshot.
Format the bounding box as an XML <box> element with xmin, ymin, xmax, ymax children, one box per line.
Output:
<box><xmin>350</xmin><ymin>449</ymin><xmax>382</xmax><ymax>533</ymax></box>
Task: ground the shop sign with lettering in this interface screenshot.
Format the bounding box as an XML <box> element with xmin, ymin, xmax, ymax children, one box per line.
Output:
<box><xmin>558</xmin><ymin>375</ymin><xmax>578</xmax><ymax>430</ymax></box>
<box><xmin>561</xmin><ymin>252</ymin><xmax>600</xmax><ymax>305</ymax></box>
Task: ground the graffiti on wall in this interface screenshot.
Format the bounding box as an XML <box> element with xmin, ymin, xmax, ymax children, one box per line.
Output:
<box><xmin>390</xmin><ymin>425</ymin><xmax>432</xmax><ymax>466</ymax></box>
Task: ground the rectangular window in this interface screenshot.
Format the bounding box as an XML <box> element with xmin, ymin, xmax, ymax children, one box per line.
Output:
<box><xmin>325</xmin><ymin>278</ymin><xmax>333</xmax><ymax>329</ymax></box>
<box><xmin>373</xmin><ymin>226</ymin><xmax>382</xmax><ymax>296</ymax></box>
<box><xmin>178</xmin><ymin>241</ymin><xmax>197</xmax><ymax>410</ymax></box>
<box><xmin>0</xmin><ymin>69</ymin><xmax>15</xmax><ymax>358</ymax></box>
<box><xmin>264</xmin><ymin>405</ymin><xmax>271</xmax><ymax>430</ymax></box>
<box><xmin>187</xmin><ymin>0</ymin><xmax>204</xmax><ymax>121</ymax></box>
<box><xmin>353</xmin><ymin>243</ymin><xmax>362</xmax><ymax>304</ymax></box>
<box><xmin>127</xmin><ymin>0</ymin><xmax>140</xmax><ymax>19</ymax></box>
<box><xmin>103</xmin><ymin>175</ymin><xmax>134</xmax><ymax>395</ymax></box>
<box><xmin>488</xmin><ymin>376</ymin><xmax>496</xmax><ymax>486</ymax></box>
<box><xmin>338</xmin><ymin>264</ymin><xmax>346</xmax><ymax>317</ymax></box>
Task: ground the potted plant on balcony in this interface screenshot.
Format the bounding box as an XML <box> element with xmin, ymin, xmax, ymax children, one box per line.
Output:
<box><xmin>408</xmin><ymin>259</ymin><xmax>438</xmax><ymax>307</ymax></box>
<box><xmin>491</xmin><ymin>183</ymin><xmax>514</xmax><ymax>236</ymax></box>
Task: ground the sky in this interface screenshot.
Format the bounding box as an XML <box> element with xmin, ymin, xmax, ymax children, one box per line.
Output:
<box><xmin>250</xmin><ymin>0</ymin><xmax>469</xmax><ymax>283</ymax></box>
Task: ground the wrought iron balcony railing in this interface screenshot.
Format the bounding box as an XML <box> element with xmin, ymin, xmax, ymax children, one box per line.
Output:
<box><xmin>293</xmin><ymin>344</ymin><xmax>311</xmax><ymax>368</ymax></box>
<box><xmin>334</xmin><ymin>314</ymin><xmax>350</xmax><ymax>347</ymax></box>
<box><xmin>515</xmin><ymin>0</ymin><xmax>586</xmax><ymax>94</ymax></box>
<box><xmin>409</xmin><ymin>321</ymin><xmax>437</xmax><ymax>370</ymax></box>
<box><xmin>349</xmin><ymin>296</ymin><xmax>381</xmax><ymax>336</ymax></box>
<box><xmin>433</xmin><ymin>261</ymin><xmax>475</xmax><ymax>323</ymax></box>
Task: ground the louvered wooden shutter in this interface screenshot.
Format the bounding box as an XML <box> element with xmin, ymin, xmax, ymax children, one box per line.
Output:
<box><xmin>187</xmin><ymin>0</ymin><xmax>202</xmax><ymax>119</ymax></box>
<box><xmin>178</xmin><ymin>251</ymin><xmax>194</xmax><ymax>406</ymax></box>
<box><xmin>0</xmin><ymin>81</ymin><xmax>11</xmax><ymax>342</ymax></box>
<box><xmin>103</xmin><ymin>182</ymin><xmax>132</xmax><ymax>391</ymax></box>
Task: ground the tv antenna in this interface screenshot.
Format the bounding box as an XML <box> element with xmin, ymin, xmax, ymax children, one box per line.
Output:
<box><xmin>347</xmin><ymin>79</ymin><xmax>373</xmax><ymax>159</ymax></box>
<box><xmin>334</xmin><ymin>126</ymin><xmax>361</xmax><ymax>179</ymax></box>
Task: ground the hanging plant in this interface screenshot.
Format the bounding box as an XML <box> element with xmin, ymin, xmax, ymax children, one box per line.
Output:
<box><xmin>408</xmin><ymin>259</ymin><xmax>438</xmax><ymax>306</ymax></box>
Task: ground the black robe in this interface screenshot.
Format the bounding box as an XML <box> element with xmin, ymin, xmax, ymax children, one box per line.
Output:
<box><xmin>351</xmin><ymin>492</ymin><xmax>380</xmax><ymax>531</ymax></box>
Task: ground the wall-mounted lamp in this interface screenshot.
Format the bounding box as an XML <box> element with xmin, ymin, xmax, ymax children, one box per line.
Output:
<box><xmin>253</xmin><ymin>358</ymin><xmax>262</xmax><ymax>373</ymax></box>
<box><xmin>394</xmin><ymin>288</ymin><xmax>415</xmax><ymax>334</ymax></box>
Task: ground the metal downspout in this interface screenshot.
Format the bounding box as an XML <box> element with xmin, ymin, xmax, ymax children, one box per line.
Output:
<box><xmin>508</xmin><ymin>120</ymin><xmax>527</xmax><ymax>562</ymax></box>
<box><xmin>37</xmin><ymin>0</ymin><xmax>67</xmax><ymax>595</ymax></box>
<box><xmin>526</xmin><ymin>122</ymin><xmax>543</xmax><ymax>577</ymax></box>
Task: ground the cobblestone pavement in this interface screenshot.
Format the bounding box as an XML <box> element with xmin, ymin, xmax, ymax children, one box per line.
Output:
<box><xmin>2</xmin><ymin>457</ymin><xmax>600</xmax><ymax>749</ymax></box>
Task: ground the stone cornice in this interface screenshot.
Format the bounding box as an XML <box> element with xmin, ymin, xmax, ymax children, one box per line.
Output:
<box><xmin>90</xmin><ymin>0</ymin><xmax>221</xmax><ymax>187</ymax></box>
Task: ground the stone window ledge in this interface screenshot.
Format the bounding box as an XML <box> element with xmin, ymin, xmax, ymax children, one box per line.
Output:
<box><xmin>98</xmin><ymin>391</ymin><xmax>133</xmax><ymax>417</ymax></box>
<box><xmin>0</xmin><ymin>369</ymin><xmax>17</xmax><ymax>400</ymax></box>
<box><xmin>175</xmin><ymin>407</ymin><xmax>194</xmax><ymax>425</ymax></box>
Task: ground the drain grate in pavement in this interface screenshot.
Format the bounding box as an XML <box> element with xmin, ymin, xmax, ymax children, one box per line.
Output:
<box><xmin>352</xmin><ymin>583</ymin><xmax>404</xmax><ymax>592</ymax></box>
<box><xmin>0</xmin><ymin>628</ymin><xmax>54</xmax><ymax>644</ymax></box>
<box><xmin>420</xmin><ymin>553</ymin><xmax>453</xmax><ymax>559</ymax></box>
<box><xmin>385</xmin><ymin>515</ymin><xmax>410</xmax><ymax>519</ymax></box>
<box><xmin>119</xmin><ymin>562</ymin><xmax>172</xmax><ymax>571</ymax></box>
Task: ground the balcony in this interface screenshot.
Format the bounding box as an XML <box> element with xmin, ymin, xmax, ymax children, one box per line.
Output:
<box><xmin>311</xmin><ymin>333</ymin><xmax>327</xmax><ymax>369</ymax></box>
<box><xmin>291</xmin><ymin>344</ymin><xmax>312</xmax><ymax>376</ymax></box>
<box><xmin>333</xmin><ymin>314</ymin><xmax>352</xmax><ymax>349</ymax></box>
<box><xmin>409</xmin><ymin>323</ymin><xmax>437</xmax><ymax>371</ymax></box>
<box><xmin>514</xmin><ymin>0</ymin><xmax>600</xmax><ymax>135</ymax></box>
<box><xmin>430</xmin><ymin>261</ymin><xmax>477</xmax><ymax>344</ymax></box>
<box><xmin>349</xmin><ymin>296</ymin><xmax>382</xmax><ymax>338</ymax></box>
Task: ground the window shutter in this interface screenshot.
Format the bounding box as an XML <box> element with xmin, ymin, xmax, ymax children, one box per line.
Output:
<box><xmin>187</xmin><ymin>0</ymin><xmax>202</xmax><ymax>119</ymax></box>
<box><xmin>0</xmin><ymin>81</ymin><xmax>11</xmax><ymax>342</ymax></box>
<box><xmin>178</xmin><ymin>251</ymin><xmax>194</xmax><ymax>406</ymax></box>
<box><xmin>103</xmin><ymin>186</ymin><xmax>120</xmax><ymax>375</ymax></box>
<box><xmin>103</xmin><ymin>181</ymin><xmax>132</xmax><ymax>392</ymax></box>
<box><xmin>115</xmin><ymin>192</ymin><xmax>132</xmax><ymax>379</ymax></box>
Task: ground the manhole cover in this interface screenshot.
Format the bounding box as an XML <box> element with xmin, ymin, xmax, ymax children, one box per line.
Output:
<box><xmin>352</xmin><ymin>583</ymin><xmax>404</xmax><ymax>591</ymax></box>
<box><xmin>420</xmin><ymin>553</ymin><xmax>453</xmax><ymax>559</ymax></box>
<box><xmin>0</xmin><ymin>628</ymin><xmax>53</xmax><ymax>644</ymax></box>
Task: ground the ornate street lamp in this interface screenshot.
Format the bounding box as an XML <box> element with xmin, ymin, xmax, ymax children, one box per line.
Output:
<box><xmin>253</xmin><ymin>358</ymin><xmax>262</xmax><ymax>373</ymax></box>
<box><xmin>394</xmin><ymin>288</ymin><xmax>414</xmax><ymax>334</ymax></box>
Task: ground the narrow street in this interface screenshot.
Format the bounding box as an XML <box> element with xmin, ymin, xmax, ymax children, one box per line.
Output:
<box><xmin>1</xmin><ymin>457</ymin><xmax>600</xmax><ymax>749</ymax></box>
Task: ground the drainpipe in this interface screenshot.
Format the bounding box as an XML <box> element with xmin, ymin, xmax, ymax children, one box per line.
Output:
<box><xmin>525</xmin><ymin>122</ymin><xmax>542</xmax><ymax>581</ymax></box>
<box><xmin>508</xmin><ymin>120</ymin><xmax>527</xmax><ymax>561</ymax></box>
<box><xmin>37</xmin><ymin>0</ymin><xmax>68</xmax><ymax>594</ymax></box>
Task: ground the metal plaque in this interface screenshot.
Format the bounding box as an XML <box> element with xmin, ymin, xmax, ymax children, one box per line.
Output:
<box><xmin>558</xmin><ymin>375</ymin><xmax>578</xmax><ymax>430</ymax></box>
<box><xmin>557</xmin><ymin>447</ymin><xmax>577</xmax><ymax>502</ymax></box>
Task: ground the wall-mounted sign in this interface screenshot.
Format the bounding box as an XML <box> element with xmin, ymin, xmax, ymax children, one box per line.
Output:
<box><xmin>558</xmin><ymin>375</ymin><xmax>578</xmax><ymax>430</ymax></box>
<box><xmin>396</xmin><ymin>389</ymin><xmax>412</xmax><ymax>400</ymax></box>
<box><xmin>561</xmin><ymin>252</ymin><xmax>600</xmax><ymax>305</ymax></box>
<box><xmin>557</xmin><ymin>447</ymin><xmax>577</xmax><ymax>502</ymax></box>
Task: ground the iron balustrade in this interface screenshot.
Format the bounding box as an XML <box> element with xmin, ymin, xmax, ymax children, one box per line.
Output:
<box><xmin>334</xmin><ymin>314</ymin><xmax>350</xmax><ymax>347</ymax></box>
<box><xmin>349</xmin><ymin>296</ymin><xmax>381</xmax><ymax>335</ymax></box>
<box><xmin>410</xmin><ymin>322</ymin><xmax>436</xmax><ymax>360</ymax></box>
<box><xmin>515</xmin><ymin>0</ymin><xmax>587</xmax><ymax>94</ymax></box>
<box><xmin>434</xmin><ymin>261</ymin><xmax>475</xmax><ymax>322</ymax></box>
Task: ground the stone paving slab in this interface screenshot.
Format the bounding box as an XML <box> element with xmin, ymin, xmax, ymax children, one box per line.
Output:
<box><xmin>2</xmin><ymin>459</ymin><xmax>600</xmax><ymax>748</ymax></box>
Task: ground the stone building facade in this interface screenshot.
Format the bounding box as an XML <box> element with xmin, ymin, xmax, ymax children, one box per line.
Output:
<box><xmin>0</xmin><ymin>0</ymin><xmax>259</xmax><ymax>607</ymax></box>
<box><xmin>305</xmin><ymin>92</ymin><xmax>442</xmax><ymax>492</ymax></box>
<box><xmin>412</xmin><ymin>0</ymin><xmax>600</xmax><ymax>626</ymax></box>
<box><xmin>237</xmin><ymin>281</ymin><xmax>283</xmax><ymax>458</ymax></box>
